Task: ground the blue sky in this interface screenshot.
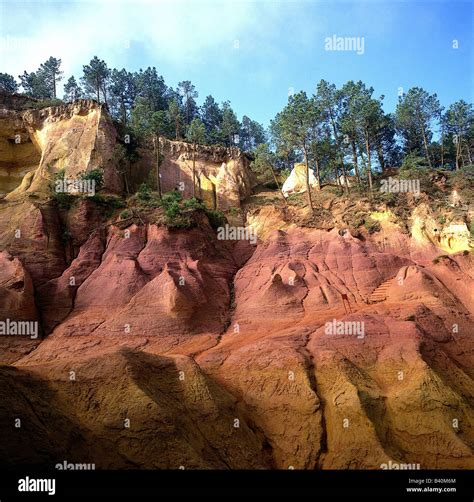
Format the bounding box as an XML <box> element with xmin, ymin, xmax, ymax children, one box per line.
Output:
<box><xmin>0</xmin><ymin>0</ymin><xmax>472</xmax><ymax>128</ymax></box>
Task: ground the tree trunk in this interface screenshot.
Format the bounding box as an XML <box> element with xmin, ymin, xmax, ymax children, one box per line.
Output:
<box><xmin>420</xmin><ymin>122</ymin><xmax>432</xmax><ymax>168</ymax></box>
<box><xmin>270</xmin><ymin>164</ymin><xmax>287</xmax><ymax>205</ymax></box>
<box><xmin>465</xmin><ymin>138</ymin><xmax>472</xmax><ymax>164</ymax></box>
<box><xmin>455</xmin><ymin>135</ymin><xmax>461</xmax><ymax>171</ymax></box>
<box><xmin>335</xmin><ymin>165</ymin><xmax>341</xmax><ymax>188</ymax></box>
<box><xmin>340</xmin><ymin>160</ymin><xmax>350</xmax><ymax>193</ymax></box>
<box><xmin>123</xmin><ymin>162</ymin><xmax>130</xmax><ymax>195</ymax></box>
<box><xmin>351</xmin><ymin>139</ymin><xmax>360</xmax><ymax>184</ymax></box>
<box><xmin>377</xmin><ymin>144</ymin><xmax>385</xmax><ymax>172</ymax></box>
<box><xmin>314</xmin><ymin>152</ymin><xmax>322</xmax><ymax>190</ymax></box>
<box><xmin>365</xmin><ymin>127</ymin><xmax>373</xmax><ymax>191</ymax></box>
<box><xmin>303</xmin><ymin>144</ymin><xmax>314</xmax><ymax>212</ymax></box>
<box><xmin>440</xmin><ymin>124</ymin><xmax>445</xmax><ymax>168</ymax></box>
<box><xmin>153</xmin><ymin>135</ymin><xmax>162</xmax><ymax>199</ymax></box>
<box><xmin>192</xmin><ymin>141</ymin><xmax>196</xmax><ymax>198</ymax></box>
<box><xmin>329</xmin><ymin>111</ymin><xmax>348</xmax><ymax>193</ymax></box>
<box><xmin>121</xmin><ymin>100</ymin><xmax>126</xmax><ymax>126</ymax></box>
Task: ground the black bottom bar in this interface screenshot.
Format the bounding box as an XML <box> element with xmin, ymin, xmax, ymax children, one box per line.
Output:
<box><xmin>1</xmin><ymin>469</ymin><xmax>472</xmax><ymax>500</ymax></box>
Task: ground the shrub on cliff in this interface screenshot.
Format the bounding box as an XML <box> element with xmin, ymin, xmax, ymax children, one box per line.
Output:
<box><xmin>182</xmin><ymin>197</ymin><xmax>206</xmax><ymax>211</ymax></box>
<box><xmin>137</xmin><ymin>183</ymin><xmax>152</xmax><ymax>201</ymax></box>
<box><xmin>364</xmin><ymin>218</ymin><xmax>381</xmax><ymax>234</ymax></box>
<box><xmin>205</xmin><ymin>209</ymin><xmax>226</xmax><ymax>229</ymax></box>
<box><xmin>81</xmin><ymin>168</ymin><xmax>104</xmax><ymax>190</ymax></box>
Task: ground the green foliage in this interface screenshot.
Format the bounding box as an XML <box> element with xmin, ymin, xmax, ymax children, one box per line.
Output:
<box><xmin>221</xmin><ymin>101</ymin><xmax>240</xmax><ymax>146</ymax></box>
<box><xmin>0</xmin><ymin>73</ymin><xmax>19</xmax><ymax>93</ymax></box>
<box><xmin>178</xmin><ymin>80</ymin><xmax>199</xmax><ymax>126</ymax></box>
<box><xmin>130</xmin><ymin>97</ymin><xmax>169</xmax><ymax>139</ymax></box>
<box><xmin>53</xmin><ymin>192</ymin><xmax>74</xmax><ymax>210</ymax></box>
<box><xmin>120</xmin><ymin>209</ymin><xmax>132</xmax><ymax>220</ymax></box>
<box><xmin>81</xmin><ymin>56</ymin><xmax>109</xmax><ymax>102</ymax></box>
<box><xmin>186</xmin><ymin>118</ymin><xmax>206</xmax><ymax>145</ymax></box>
<box><xmin>448</xmin><ymin>164</ymin><xmax>474</xmax><ymax>196</ymax></box>
<box><xmin>205</xmin><ymin>209</ymin><xmax>226</xmax><ymax>229</ymax></box>
<box><xmin>158</xmin><ymin>192</ymin><xmax>193</xmax><ymax>229</ymax></box>
<box><xmin>137</xmin><ymin>182</ymin><xmax>152</xmax><ymax>201</ymax></box>
<box><xmin>201</xmin><ymin>95</ymin><xmax>223</xmax><ymax>144</ymax></box>
<box><xmin>240</xmin><ymin>115</ymin><xmax>266</xmax><ymax>152</ymax></box>
<box><xmin>81</xmin><ymin>168</ymin><xmax>104</xmax><ymax>190</ymax></box>
<box><xmin>167</xmin><ymin>99</ymin><xmax>182</xmax><ymax>139</ymax></box>
<box><xmin>63</xmin><ymin>76</ymin><xmax>82</xmax><ymax>102</ymax></box>
<box><xmin>251</xmin><ymin>143</ymin><xmax>275</xmax><ymax>184</ymax></box>
<box><xmin>182</xmin><ymin>197</ymin><xmax>205</xmax><ymax>210</ymax></box>
<box><xmin>51</xmin><ymin>168</ymin><xmax>73</xmax><ymax>209</ymax></box>
<box><xmin>364</xmin><ymin>218</ymin><xmax>381</xmax><ymax>234</ymax></box>
<box><xmin>287</xmin><ymin>193</ymin><xmax>306</xmax><ymax>206</ymax></box>
<box><xmin>345</xmin><ymin>211</ymin><xmax>366</xmax><ymax>228</ymax></box>
<box><xmin>161</xmin><ymin>190</ymin><xmax>182</xmax><ymax>205</ymax></box>
<box><xmin>395</xmin><ymin>87</ymin><xmax>441</xmax><ymax>164</ymax></box>
<box><xmin>135</xmin><ymin>67</ymin><xmax>168</xmax><ymax>111</ymax></box>
<box><xmin>399</xmin><ymin>153</ymin><xmax>429</xmax><ymax>174</ymax></box>
<box><xmin>227</xmin><ymin>207</ymin><xmax>240</xmax><ymax>217</ymax></box>
<box><xmin>89</xmin><ymin>194</ymin><xmax>126</xmax><ymax>208</ymax></box>
<box><xmin>27</xmin><ymin>98</ymin><xmax>64</xmax><ymax>109</ymax></box>
<box><xmin>159</xmin><ymin>191</ymin><xmax>185</xmax><ymax>226</ymax></box>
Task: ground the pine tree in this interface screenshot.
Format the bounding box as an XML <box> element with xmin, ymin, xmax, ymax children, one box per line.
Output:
<box><xmin>167</xmin><ymin>99</ymin><xmax>182</xmax><ymax>140</ymax></box>
<box><xmin>201</xmin><ymin>95</ymin><xmax>223</xmax><ymax>143</ymax></box>
<box><xmin>110</xmin><ymin>69</ymin><xmax>137</xmax><ymax>125</ymax></box>
<box><xmin>186</xmin><ymin>118</ymin><xmax>206</xmax><ymax>197</ymax></box>
<box><xmin>221</xmin><ymin>101</ymin><xmax>240</xmax><ymax>147</ymax></box>
<box><xmin>82</xmin><ymin>56</ymin><xmax>110</xmax><ymax>104</ymax></box>
<box><xmin>178</xmin><ymin>81</ymin><xmax>198</xmax><ymax>126</ymax></box>
<box><xmin>63</xmin><ymin>76</ymin><xmax>82</xmax><ymax>102</ymax></box>
<box><xmin>276</xmin><ymin>91</ymin><xmax>316</xmax><ymax>211</ymax></box>
<box><xmin>396</xmin><ymin>87</ymin><xmax>441</xmax><ymax>168</ymax></box>
<box><xmin>0</xmin><ymin>73</ymin><xmax>18</xmax><ymax>93</ymax></box>
<box><xmin>39</xmin><ymin>57</ymin><xmax>63</xmax><ymax>98</ymax></box>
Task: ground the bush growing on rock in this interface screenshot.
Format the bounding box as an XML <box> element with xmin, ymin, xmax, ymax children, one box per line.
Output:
<box><xmin>81</xmin><ymin>168</ymin><xmax>104</xmax><ymax>190</ymax></box>
<box><xmin>364</xmin><ymin>218</ymin><xmax>381</xmax><ymax>234</ymax></box>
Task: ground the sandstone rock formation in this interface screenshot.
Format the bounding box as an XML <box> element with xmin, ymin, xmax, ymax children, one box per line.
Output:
<box><xmin>131</xmin><ymin>139</ymin><xmax>256</xmax><ymax>209</ymax></box>
<box><xmin>282</xmin><ymin>162</ymin><xmax>320</xmax><ymax>196</ymax></box>
<box><xmin>0</xmin><ymin>96</ymin><xmax>473</xmax><ymax>471</ymax></box>
<box><xmin>0</xmin><ymin>92</ymin><xmax>121</xmax><ymax>199</ymax></box>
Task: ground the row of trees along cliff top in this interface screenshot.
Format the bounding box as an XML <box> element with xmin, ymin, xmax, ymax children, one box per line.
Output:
<box><xmin>0</xmin><ymin>56</ymin><xmax>265</xmax><ymax>151</ymax></box>
<box><xmin>0</xmin><ymin>58</ymin><xmax>472</xmax><ymax>211</ymax></box>
<box><xmin>260</xmin><ymin>81</ymin><xmax>472</xmax><ymax>211</ymax></box>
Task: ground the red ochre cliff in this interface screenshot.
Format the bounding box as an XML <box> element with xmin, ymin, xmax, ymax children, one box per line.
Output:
<box><xmin>0</xmin><ymin>93</ymin><xmax>473</xmax><ymax>470</ymax></box>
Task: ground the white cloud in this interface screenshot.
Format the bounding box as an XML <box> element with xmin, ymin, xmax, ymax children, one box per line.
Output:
<box><xmin>0</xmin><ymin>0</ymin><xmax>266</xmax><ymax>79</ymax></box>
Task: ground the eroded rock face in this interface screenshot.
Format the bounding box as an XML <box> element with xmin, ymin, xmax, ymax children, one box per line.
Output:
<box><xmin>0</xmin><ymin>209</ymin><xmax>472</xmax><ymax>470</ymax></box>
<box><xmin>131</xmin><ymin>139</ymin><xmax>256</xmax><ymax>210</ymax></box>
<box><xmin>0</xmin><ymin>96</ymin><xmax>473</xmax><ymax>471</ymax></box>
<box><xmin>2</xmin><ymin>98</ymin><xmax>122</xmax><ymax>199</ymax></box>
<box><xmin>282</xmin><ymin>162</ymin><xmax>320</xmax><ymax>196</ymax></box>
<box><xmin>411</xmin><ymin>204</ymin><xmax>473</xmax><ymax>254</ymax></box>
